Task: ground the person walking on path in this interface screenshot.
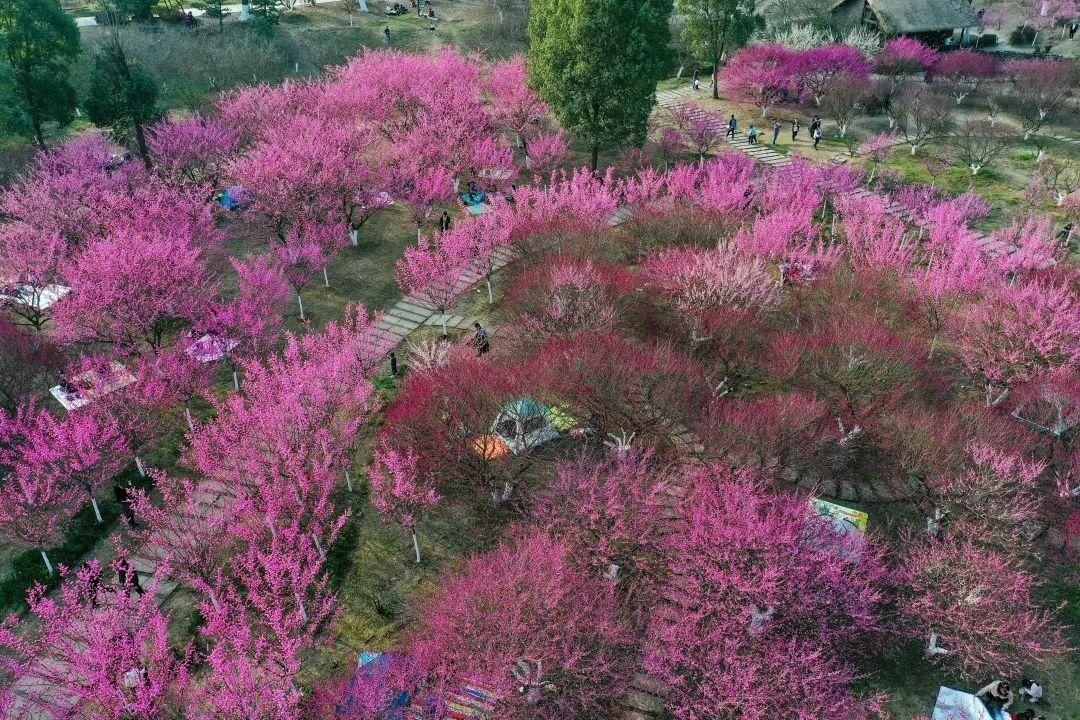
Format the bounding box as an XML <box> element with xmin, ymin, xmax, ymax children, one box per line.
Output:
<box><xmin>439</xmin><ymin>210</ymin><xmax>452</xmax><ymax>233</ymax></box>
<box><xmin>726</xmin><ymin>114</ymin><xmax>737</xmax><ymax>139</ymax></box>
<box><xmin>791</xmin><ymin>118</ymin><xmax>800</xmax><ymax>142</ymax></box>
<box><xmin>473</xmin><ymin>322</ymin><xmax>490</xmax><ymax>356</ymax></box>
<box><xmin>693</xmin><ymin>73</ymin><xmax>701</xmax><ymax>93</ymax></box>
<box><xmin>772</xmin><ymin>121</ymin><xmax>781</xmax><ymax>145</ymax></box>
<box><xmin>747</xmin><ymin>125</ymin><xmax>759</xmax><ymax>145</ymax></box>
<box><xmin>384</xmin><ymin>25</ymin><xmax>392</xmax><ymax>45</ymax></box>
<box><xmin>809</xmin><ymin>115</ymin><xmax>820</xmax><ymax>136</ymax></box>
<box><xmin>813</xmin><ymin>126</ymin><xmax>822</xmax><ymax>149</ymax></box>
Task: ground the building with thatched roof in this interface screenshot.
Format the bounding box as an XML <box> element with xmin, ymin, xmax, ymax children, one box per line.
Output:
<box><xmin>830</xmin><ymin>0</ymin><xmax>979</xmax><ymax>37</ymax></box>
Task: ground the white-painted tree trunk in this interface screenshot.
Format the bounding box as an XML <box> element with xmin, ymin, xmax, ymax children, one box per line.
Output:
<box><xmin>417</xmin><ymin>226</ymin><xmax>423</xmax><ymax>244</ymax></box>
<box><xmin>312</xmin><ymin>533</ymin><xmax>325</xmax><ymax>559</ymax></box>
<box><xmin>344</xmin><ymin>468</ymin><xmax>353</xmax><ymax>491</ymax></box>
<box><xmin>296</xmin><ymin>592</ymin><xmax>308</xmax><ymax>623</ymax></box>
<box><xmin>91</xmin><ymin>496</ymin><xmax>104</xmax><ymax>523</ymax></box>
<box><xmin>440</xmin><ymin>315</ymin><xmax>448</xmax><ymax>337</ymax></box>
<box><xmin>135</xmin><ymin>456</ymin><xmax>146</xmax><ymax>477</ymax></box>
<box><xmin>232</xmin><ymin>370</ymin><xmax>240</xmax><ymax>392</ymax></box>
<box><xmin>486</xmin><ymin>278</ymin><xmax>493</xmax><ymax>304</ymax></box>
<box><xmin>911</xmin><ymin>144</ymin><xmax>917</xmax><ymax>155</ymax></box>
<box><xmin>350</xmin><ymin>228</ymin><xmax>358</xmax><ymax>246</ymax></box>
<box><xmin>297</xmin><ymin>294</ymin><xmax>305</xmax><ymax>320</ymax></box>
<box><xmin>240</xmin><ymin>0</ymin><xmax>250</xmax><ymax>20</ymax></box>
<box><xmin>359</xmin><ymin>0</ymin><xmax>368</xmax><ymax>10</ymax></box>
<box><xmin>185</xmin><ymin>406</ymin><xmax>195</xmax><ymax>433</ymax></box>
<box><xmin>323</xmin><ymin>267</ymin><xmax>330</xmax><ymax>288</ymax></box>
<box><xmin>970</xmin><ymin>164</ymin><xmax>982</xmax><ymax>175</ymax></box>
<box><xmin>412</xmin><ymin>532</ymin><xmax>421</xmax><ymax>563</ymax></box>
<box><xmin>41</xmin><ymin>550</ymin><xmax>54</xmax><ymax>576</ymax></box>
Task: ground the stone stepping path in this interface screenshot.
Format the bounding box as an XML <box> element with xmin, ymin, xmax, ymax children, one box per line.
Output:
<box><xmin>655</xmin><ymin>86</ymin><xmax>1023</xmax><ymax>263</ymax></box>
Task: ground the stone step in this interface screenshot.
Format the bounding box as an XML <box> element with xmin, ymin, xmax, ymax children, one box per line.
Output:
<box><xmin>387</xmin><ymin>306</ymin><xmax>428</xmax><ymax>323</ymax></box>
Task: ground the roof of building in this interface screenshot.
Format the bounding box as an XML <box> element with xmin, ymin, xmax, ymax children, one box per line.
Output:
<box><xmin>865</xmin><ymin>0</ymin><xmax>979</xmax><ymax>33</ymax></box>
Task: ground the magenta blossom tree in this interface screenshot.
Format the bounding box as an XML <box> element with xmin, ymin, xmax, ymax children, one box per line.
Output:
<box><xmin>487</xmin><ymin>56</ymin><xmax>549</xmax><ymax>154</ymax></box>
<box><xmin>720</xmin><ymin>44</ymin><xmax>797</xmax><ymax>117</ymax></box>
<box><xmin>147</xmin><ymin>115</ymin><xmax>239</xmax><ymax>188</ymax></box>
<box><xmin>933</xmin><ymin>50</ymin><xmax>999</xmax><ymax>104</ymax></box>
<box><xmin>396</xmin><ymin>234</ymin><xmax>471</xmax><ymax>336</ymax></box>
<box><xmin>793</xmin><ymin>44</ymin><xmax>871</xmax><ymax>107</ymax></box>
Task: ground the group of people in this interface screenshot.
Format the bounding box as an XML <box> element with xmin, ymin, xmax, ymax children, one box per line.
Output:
<box><xmin>975</xmin><ymin>678</ymin><xmax>1046</xmax><ymax>719</ymax></box>
<box><xmin>720</xmin><ymin>112</ymin><xmax>821</xmax><ymax>149</ymax></box>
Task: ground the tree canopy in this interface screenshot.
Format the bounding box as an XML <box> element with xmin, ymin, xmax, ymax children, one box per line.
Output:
<box><xmin>528</xmin><ymin>0</ymin><xmax>675</xmax><ymax>169</ymax></box>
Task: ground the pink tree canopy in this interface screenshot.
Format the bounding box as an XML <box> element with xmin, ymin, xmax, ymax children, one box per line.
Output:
<box><xmin>897</xmin><ymin>536</ymin><xmax>1068</xmax><ymax>679</ymax></box>
<box><xmin>933</xmin><ymin>50</ymin><xmax>999</xmax><ymax>104</ymax></box>
<box><xmin>793</xmin><ymin>44</ymin><xmax>871</xmax><ymax>106</ymax></box>
<box><xmin>405</xmin><ymin>533</ymin><xmax>636</xmax><ymax>719</ymax></box>
<box><xmin>0</xmin><ymin>561</ymin><xmax>193</xmax><ymax>720</ymax></box>
<box><xmin>720</xmin><ymin>44</ymin><xmax>797</xmax><ymax>116</ymax></box>
<box><xmin>646</xmin><ymin>464</ymin><xmax>887</xmax><ymax>720</ymax></box>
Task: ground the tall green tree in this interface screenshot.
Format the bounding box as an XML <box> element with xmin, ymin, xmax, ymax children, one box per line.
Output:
<box><xmin>0</xmin><ymin>0</ymin><xmax>80</xmax><ymax>149</ymax></box>
<box><xmin>528</xmin><ymin>0</ymin><xmax>675</xmax><ymax>171</ymax></box>
<box><xmin>677</xmin><ymin>0</ymin><xmax>763</xmax><ymax>99</ymax></box>
<box><xmin>85</xmin><ymin>42</ymin><xmax>159</xmax><ymax>167</ymax></box>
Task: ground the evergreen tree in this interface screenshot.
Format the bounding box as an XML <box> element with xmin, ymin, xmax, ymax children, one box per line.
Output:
<box><xmin>250</xmin><ymin>0</ymin><xmax>281</xmax><ymax>31</ymax></box>
<box><xmin>677</xmin><ymin>0</ymin><xmax>763</xmax><ymax>99</ymax></box>
<box><xmin>85</xmin><ymin>43</ymin><xmax>160</xmax><ymax>168</ymax></box>
<box><xmin>528</xmin><ymin>0</ymin><xmax>675</xmax><ymax>171</ymax></box>
<box><xmin>0</xmin><ymin>0</ymin><xmax>80</xmax><ymax>149</ymax></box>
<box><xmin>205</xmin><ymin>0</ymin><xmax>232</xmax><ymax>32</ymax></box>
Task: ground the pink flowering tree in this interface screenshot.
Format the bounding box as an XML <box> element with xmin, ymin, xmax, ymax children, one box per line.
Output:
<box><xmin>1005</xmin><ymin>58</ymin><xmax>1079</xmax><ymax>139</ymax></box>
<box><xmin>390</xmin><ymin>163</ymin><xmax>456</xmax><ymax>243</ymax></box>
<box><xmin>646</xmin><ymin>464</ymin><xmax>888</xmax><ymax>720</ymax></box>
<box><xmin>0</xmin><ymin>405</ymin><xmax>84</xmax><ymax>574</ymax></box>
<box><xmin>933</xmin><ymin>50</ymin><xmax>999</xmax><ymax>104</ymax></box>
<box><xmin>793</xmin><ymin>44</ymin><xmax>871</xmax><ymax>106</ymax></box>
<box><xmin>874</xmin><ymin>37</ymin><xmax>939</xmax><ymax>99</ymax></box>
<box><xmin>146</xmin><ymin>115</ymin><xmax>239</xmax><ymax>188</ymax></box>
<box><xmin>0</xmin><ymin>401</ymin><xmax>128</xmax><ymax>525</ymax></box>
<box><xmin>670</xmin><ymin>101</ymin><xmax>723</xmax><ymax>159</ymax></box>
<box><xmin>524</xmin><ymin>131</ymin><xmax>569</xmax><ymax>178</ymax></box>
<box><xmin>487</xmin><ymin>56</ymin><xmax>548</xmax><ymax>153</ymax></box>
<box><xmin>643</xmin><ymin>244</ymin><xmax>781</xmax><ymax>341</ymax></box>
<box><xmin>516</xmin><ymin>260</ymin><xmax>622</xmax><ymax>340</ymax></box>
<box><xmin>897</xmin><ymin>536</ymin><xmax>1068</xmax><ymax>679</ymax></box>
<box><xmin>0</xmin><ymin>222</ymin><xmax>66</xmax><ymax>331</ymax></box>
<box><xmin>405</xmin><ymin>533</ymin><xmax>636</xmax><ymax>719</ymax></box>
<box><xmin>52</xmin><ymin>218</ymin><xmax>216</xmax><ymax>355</ymax></box>
<box><xmin>367</xmin><ymin>443</ymin><xmax>438</xmax><ymax>563</ymax></box>
<box><xmin>396</xmin><ymin>234</ymin><xmax>471</xmax><ymax>336</ymax></box>
<box><xmin>0</xmin><ymin>562</ymin><xmax>192</xmax><ymax>720</ymax></box>
<box><xmin>1011</xmin><ymin>369</ymin><xmax>1079</xmax><ymax>498</ymax></box>
<box><xmin>531</xmin><ymin>450</ymin><xmax>673</xmax><ymax>619</ymax></box>
<box><xmin>954</xmin><ymin>278</ymin><xmax>1079</xmax><ymax>406</ymax></box>
<box><xmin>720</xmin><ymin>44</ymin><xmax>796</xmax><ymax>117</ymax></box>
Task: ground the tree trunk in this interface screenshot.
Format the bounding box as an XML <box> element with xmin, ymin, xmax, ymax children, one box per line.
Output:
<box><xmin>323</xmin><ymin>267</ymin><xmax>330</xmax><ymax>287</ymax></box>
<box><xmin>486</xmin><ymin>278</ymin><xmax>494</xmax><ymax>304</ymax></box>
<box><xmin>32</xmin><ymin>117</ymin><xmax>47</xmax><ymax>151</ymax></box>
<box><xmin>134</xmin><ymin>122</ymin><xmax>152</xmax><ymax>170</ymax></box>
<box><xmin>232</xmin><ymin>370</ymin><xmax>240</xmax><ymax>391</ymax></box>
<box><xmin>590</xmin><ymin>144</ymin><xmax>599</xmax><ymax>172</ymax></box>
<box><xmin>91</xmin><ymin>496</ymin><xmax>104</xmax><ymax>523</ymax></box>
<box><xmin>412</xmin><ymin>531</ymin><xmax>421</xmax><ymax>563</ymax></box>
<box><xmin>41</xmin><ymin>550</ymin><xmax>54</xmax><ymax>576</ymax></box>
<box><xmin>440</xmin><ymin>315</ymin><xmax>448</xmax><ymax>337</ymax></box>
<box><xmin>297</xmin><ymin>293</ymin><xmax>305</xmax><ymax>320</ymax></box>
<box><xmin>350</xmin><ymin>228</ymin><xmax>358</xmax><ymax>246</ymax></box>
<box><xmin>185</xmin><ymin>405</ymin><xmax>195</xmax><ymax>433</ymax></box>
<box><xmin>240</xmin><ymin>0</ymin><xmax>250</xmax><ymax>20</ymax></box>
<box><xmin>135</xmin><ymin>456</ymin><xmax>147</xmax><ymax>477</ymax></box>
<box><xmin>344</xmin><ymin>468</ymin><xmax>353</xmax><ymax>491</ymax></box>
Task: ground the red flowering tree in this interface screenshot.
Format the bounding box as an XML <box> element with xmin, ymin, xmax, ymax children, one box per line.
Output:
<box><xmin>646</xmin><ymin>465</ymin><xmax>887</xmax><ymax>720</ymax></box>
<box><xmin>405</xmin><ymin>533</ymin><xmax>636</xmax><ymax>720</ymax></box>
<box><xmin>531</xmin><ymin>450</ymin><xmax>673</xmax><ymax>619</ymax></box>
<box><xmin>896</xmin><ymin>536</ymin><xmax>1068</xmax><ymax>679</ymax></box>
<box><xmin>933</xmin><ymin>50</ymin><xmax>999</xmax><ymax>104</ymax></box>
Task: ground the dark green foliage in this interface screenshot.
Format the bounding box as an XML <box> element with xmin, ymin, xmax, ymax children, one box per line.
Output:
<box><xmin>250</xmin><ymin>0</ymin><xmax>281</xmax><ymax>33</ymax></box>
<box><xmin>85</xmin><ymin>44</ymin><xmax>160</xmax><ymax>164</ymax></box>
<box><xmin>528</xmin><ymin>0</ymin><xmax>675</xmax><ymax>170</ymax></box>
<box><xmin>0</xmin><ymin>0</ymin><xmax>80</xmax><ymax>148</ymax></box>
<box><xmin>204</xmin><ymin>0</ymin><xmax>231</xmax><ymax>32</ymax></box>
<box><xmin>113</xmin><ymin>0</ymin><xmax>157</xmax><ymax>21</ymax></box>
<box><xmin>676</xmin><ymin>0</ymin><xmax>764</xmax><ymax>98</ymax></box>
